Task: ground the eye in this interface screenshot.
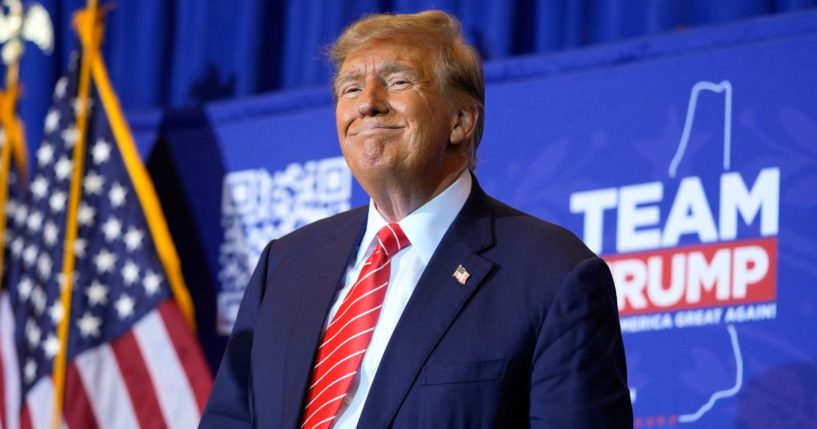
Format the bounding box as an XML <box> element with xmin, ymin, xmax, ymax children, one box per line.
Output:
<box><xmin>388</xmin><ymin>79</ymin><xmax>411</xmax><ymax>89</ymax></box>
<box><xmin>338</xmin><ymin>85</ymin><xmax>361</xmax><ymax>98</ymax></box>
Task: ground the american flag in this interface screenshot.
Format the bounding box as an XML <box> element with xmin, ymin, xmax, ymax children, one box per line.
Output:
<box><xmin>0</xmin><ymin>52</ymin><xmax>211</xmax><ymax>429</ymax></box>
<box><xmin>0</xmin><ymin>84</ymin><xmax>29</xmax><ymax>429</ymax></box>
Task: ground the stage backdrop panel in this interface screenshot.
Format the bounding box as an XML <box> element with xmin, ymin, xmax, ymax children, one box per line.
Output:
<box><xmin>141</xmin><ymin>10</ymin><xmax>817</xmax><ymax>428</ymax></box>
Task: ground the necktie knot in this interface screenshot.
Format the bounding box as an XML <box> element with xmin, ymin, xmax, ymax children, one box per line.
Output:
<box><xmin>375</xmin><ymin>224</ymin><xmax>410</xmax><ymax>257</ymax></box>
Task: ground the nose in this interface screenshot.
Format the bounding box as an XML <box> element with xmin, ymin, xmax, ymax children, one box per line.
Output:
<box><xmin>357</xmin><ymin>80</ymin><xmax>389</xmax><ymax>116</ymax></box>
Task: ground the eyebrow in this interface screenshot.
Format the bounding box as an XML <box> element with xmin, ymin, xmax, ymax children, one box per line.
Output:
<box><xmin>334</xmin><ymin>61</ymin><xmax>419</xmax><ymax>89</ymax></box>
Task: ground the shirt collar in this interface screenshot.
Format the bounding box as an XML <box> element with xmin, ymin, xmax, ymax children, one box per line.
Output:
<box><xmin>356</xmin><ymin>169</ymin><xmax>472</xmax><ymax>265</ymax></box>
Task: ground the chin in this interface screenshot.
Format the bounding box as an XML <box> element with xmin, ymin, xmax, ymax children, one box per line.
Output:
<box><xmin>351</xmin><ymin>162</ymin><xmax>405</xmax><ymax>186</ymax></box>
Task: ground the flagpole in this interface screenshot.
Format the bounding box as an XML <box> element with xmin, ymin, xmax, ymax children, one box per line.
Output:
<box><xmin>5</xmin><ymin>53</ymin><xmax>28</xmax><ymax>175</ymax></box>
<box><xmin>0</xmin><ymin>47</ymin><xmax>24</xmax><ymax>291</ymax></box>
<box><xmin>51</xmin><ymin>1</ymin><xmax>100</xmax><ymax>428</ymax></box>
<box><xmin>0</xmin><ymin>92</ymin><xmax>13</xmax><ymax>289</ymax></box>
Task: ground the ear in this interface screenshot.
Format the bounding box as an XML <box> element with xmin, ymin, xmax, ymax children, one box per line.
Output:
<box><xmin>449</xmin><ymin>103</ymin><xmax>479</xmax><ymax>146</ymax></box>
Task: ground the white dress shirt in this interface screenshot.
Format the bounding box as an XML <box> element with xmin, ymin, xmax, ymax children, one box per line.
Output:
<box><xmin>327</xmin><ymin>170</ymin><xmax>472</xmax><ymax>429</ymax></box>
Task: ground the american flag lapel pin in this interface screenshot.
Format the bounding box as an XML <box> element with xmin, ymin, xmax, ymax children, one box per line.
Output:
<box><xmin>453</xmin><ymin>264</ymin><xmax>470</xmax><ymax>285</ymax></box>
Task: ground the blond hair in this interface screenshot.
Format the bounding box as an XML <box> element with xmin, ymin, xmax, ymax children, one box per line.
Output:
<box><xmin>331</xmin><ymin>10</ymin><xmax>485</xmax><ymax>169</ymax></box>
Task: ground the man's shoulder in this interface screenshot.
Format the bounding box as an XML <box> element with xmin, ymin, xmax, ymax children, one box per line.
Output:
<box><xmin>482</xmin><ymin>194</ymin><xmax>596</xmax><ymax>265</ymax></box>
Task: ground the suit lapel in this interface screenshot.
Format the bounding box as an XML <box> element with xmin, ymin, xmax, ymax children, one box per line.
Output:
<box><xmin>358</xmin><ymin>182</ymin><xmax>497</xmax><ymax>428</ymax></box>
<box><xmin>279</xmin><ymin>208</ymin><xmax>367</xmax><ymax>429</ymax></box>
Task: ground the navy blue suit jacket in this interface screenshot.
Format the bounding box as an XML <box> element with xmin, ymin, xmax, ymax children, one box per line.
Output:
<box><xmin>200</xmin><ymin>181</ymin><xmax>633</xmax><ymax>428</ymax></box>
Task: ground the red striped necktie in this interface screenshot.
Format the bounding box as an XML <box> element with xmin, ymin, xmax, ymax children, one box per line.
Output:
<box><xmin>300</xmin><ymin>223</ymin><xmax>411</xmax><ymax>429</ymax></box>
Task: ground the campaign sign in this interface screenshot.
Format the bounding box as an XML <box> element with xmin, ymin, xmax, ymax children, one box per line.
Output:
<box><xmin>478</xmin><ymin>29</ymin><xmax>817</xmax><ymax>427</ymax></box>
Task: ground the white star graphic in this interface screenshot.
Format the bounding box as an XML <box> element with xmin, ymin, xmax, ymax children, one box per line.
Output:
<box><xmin>25</xmin><ymin>320</ymin><xmax>41</xmax><ymax>347</ymax></box>
<box><xmin>77</xmin><ymin>203</ymin><xmax>96</xmax><ymax>226</ymax></box>
<box><xmin>115</xmin><ymin>294</ymin><xmax>135</xmax><ymax>319</ymax></box>
<box><xmin>143</xmin><ymin>271</ymin><xmax>163</xmax><ymax>295</ymax></box>
<box><xmin>92</xmin><ymin>139</ymin><xmax>111</xmax><ymax>165</ymax></box>
<box><xmin>83</xmin><ymin>170</ymin><xmax>105</xmax><ymax>195</ymax></box>
<box><xmin>36</xmin><ymin>253</ymin><xmax>52</xmax><ymax>279</ymax></box>
<box><xmin>49</xmin><ymin>191</ymin><xmax>67</xmax><ymax>213</ymax></box>
<box><xmin>26</xmin><ymin>211</ymin><xmax>43</xmax><ymax>233</ymax></box>
<box><xmin>61</xmin><ymin>126</ymin><xmax>79</xmax><ymax>148</ymax></box>
<box><xmin>123</xmin><ymin>227</ymin><xmax>144</xmax><ymax>251</ymax></box>
<box><xmin>44</xmin><ymin>109</ymin><xmax>60</xmax><ymax>133</ymax></box>
<box><xmin>11</xmin><ymin>236</ymin><xmax>24</xmax><ymax>257</ymax></box>
<box><xmin>101</xmin><ymin>217</ymin><xmax>122</xmax><ymax>241</ymax></box>
<box><xmin>48</xmin><ymin>302</ymin><xmax>64</xmax><ymax>324</ymax></box>
<box><xmin>77</xmin><ymin>312</ymin><xmax>101</xmax><ymax>338</ymax></box>
<box><xmin>109</xmin><ymin>183</ymin><xmax>127</xmax><ymax>207</ymax></box>
<box><xmin>30</xmin><ymin>175</ymin><xmax>48</xmax><ymax>200</ymax></box>
<box><xmin>18</xmin><ymin>277</ymin><xmax>33</xmax><ymax>300</ymax></box>
<box><xmin>4</xmin><ymin>199</ymin><xmax>16</xmax><ymax>217</ymax></box>
<box><xmin>31</xmin><ymin>287</ymin><xmax>47</xmax><ymax>315</ymax></box>
<box><xmin>54</xmin><ymin>77</ymin><xmax>68</xmax><ymax>99</ymax></box>
<box><xmin>23</xmin><ymin>244</ymin><xmax>37</xmax><ymax>266</ymax></box>
<box><xmin>43</xmin><ymin>335</ymin><xmax>60</xmax><ymax>358</ymax></box>
<box><xmin>44</xmin><ymin>222</ymin><xmax>59</xmax><ymax>247</ymax></box>
<box><xmin>122</xmin><ymin>261</ymin><xmax>140</xmax><ymax>285</ymax></box>
<box><xmin>36</xmin><ymin>143</ymin><xmax>54</xmax><ymax>166</ymax></box>
<box><xmin>74</xmin><ymin>238</ymin><xmax>88</xmax><ymax>258</ymax></box>
<box><xmin>54</xmin><ymin>156</ymin><xmax>73</xmax><ymax>181</ymax></box>
<box><xmin>24</xmin><ymin>359</ymin><xmax>37</xmax><ymax>383</ymax></box>
<box><xmin>13</xmin><ymin>203</ymin><xmax>27</xmax><ymax>226</ymax></box>
<box><xmin>86</xmin><ymin>281</ymin><xmax>109</xmax><ymax>306</ymax></box>
<box><xmin>13</xmin><ymin>202</ymin><xmax>27</xmax><ymax>225</ymax></box>
<box><xmin>93</xmin><ymin>249</ymin><xmax>117</xmax><ymax>274</ymax></box>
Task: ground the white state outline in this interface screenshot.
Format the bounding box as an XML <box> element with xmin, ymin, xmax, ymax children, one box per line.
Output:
<box><xmin>677</xmin><ymin>324</ymin><xmax>743</xmax><ymax>423</ymax></box>
<box><xmin>668</xmin><ymin>80</ymin><xmax>733</xmax><ymax>178</ymax></box>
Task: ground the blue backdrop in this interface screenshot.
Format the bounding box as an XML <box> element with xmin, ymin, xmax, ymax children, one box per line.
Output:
<box><xmin>6</xmin><ymin>0</ymin><xmax>817</xmax><ymax>169</ymax></box>
<box><xmin>4</xmin><ymin>1</ymin><xmax>817</xmax><ymax>427</ymax></box>
<box><xmin>126</xmin><ymin>10</ymin><xmax>817</xmax><ymax>428</ymax></box>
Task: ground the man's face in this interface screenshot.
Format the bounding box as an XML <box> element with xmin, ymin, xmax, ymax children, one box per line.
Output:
<box><xmin>335</xmin><ymin>37</ymin><xmax>468</xmax><ymax>198</ymax></box>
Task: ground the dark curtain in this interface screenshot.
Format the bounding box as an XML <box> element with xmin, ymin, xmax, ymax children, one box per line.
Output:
<box><xmin>5</xmin><ymin>0</ymin><xmax>817</xmax><ymax>155</ymax></box>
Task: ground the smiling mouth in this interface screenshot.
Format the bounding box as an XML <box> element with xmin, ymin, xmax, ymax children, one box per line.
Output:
<box><xmin>349</xmin><ymin>125</ymin><xmax>403</xmax><ymax>136</ymax></box>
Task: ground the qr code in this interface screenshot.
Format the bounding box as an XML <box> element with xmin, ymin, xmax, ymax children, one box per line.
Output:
<box><xmin>217</xmin><ymin>157</ymin><xmax>352</xmax><ymax>333</ymax></box>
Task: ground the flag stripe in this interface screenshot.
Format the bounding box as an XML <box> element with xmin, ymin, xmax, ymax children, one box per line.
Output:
<box><xmin>25</xmin><ymin>379</ymin><xmax>54</xmax><ymax>429</ymax></box>
<box><xmin>0</xmin><ymin>294</ymin><xmax>20</xmax><ymax>429</ymax></box>
<box><xmin>157</xmin><ymin>300</ymin><xmax>212</xmax><ymax>411</ymax></box>
<box><xmin>63</xmin><ymin>365</ymin><xmax>98</xmax><ymax>429</ymax></box>
<box><xmin>133</xmin><ymin>310</ymin><xmax>200</xmax><ymax>429</ymax></box>
<box><xmin>75</xmin><ymin>346</ymin><xmax>140</xmax><ymax>429</ymax></box>
<box><xmin>20</xmin><ymin>406</ymin><xmax>31</xmax><ymax>429</ymax></box>
<box><xmin>109</xmin><ymin>331</ymin><xmax>166</xmax><ymax>429</ymax></box>
<box><xmin>0</xmin><ymin>340</ymin><xmax>5</xmax><ymax>429</ymax></box>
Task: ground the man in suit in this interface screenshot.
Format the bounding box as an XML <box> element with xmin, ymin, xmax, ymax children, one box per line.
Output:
<box><xmin>201</xmin><ymin>10</ymin><xmax>632</xmax><ymax>429</ymax></box>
